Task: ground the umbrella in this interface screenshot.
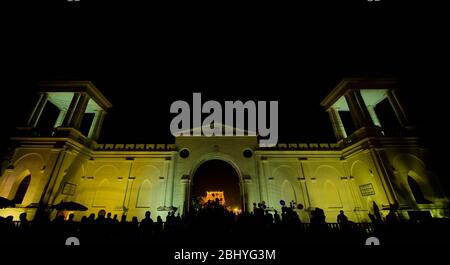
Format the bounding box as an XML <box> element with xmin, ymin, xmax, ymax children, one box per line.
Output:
<box><xmin>51</xmin><ymin>201</ymin><xmax>88</xmax><ymax>211</ymax></box>
<box><xmin>157</xmin><ymin>206</ymin><xmax>178</xmax><ymax>212</ymax></box>
<box><xmin>0</xmin><ymin>196</ymin><xmax>15</xmax><ymax>209</ymax></box>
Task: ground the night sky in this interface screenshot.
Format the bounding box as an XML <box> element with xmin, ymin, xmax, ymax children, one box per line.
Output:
<box><xmin>1</xmin><ymin>1</ymin><xmax>448</xmax><ymax>195</ymax></box>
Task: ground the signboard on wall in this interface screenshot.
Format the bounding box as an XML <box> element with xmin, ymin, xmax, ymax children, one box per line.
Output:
<box><xmin>62</xmin><ymin>182</ymin><xmax>77</xmax><ymax>195</ymax></box>
<box><xmin>359</xmin><ymin>183</ymin><xmax>375</xmax><ymax>196</ymax></box>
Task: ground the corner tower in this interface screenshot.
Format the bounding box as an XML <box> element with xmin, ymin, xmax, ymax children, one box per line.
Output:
<box><xmin>0</xmin><ymin>81</ymin><xmax>112</xmax><ymax>220</ymax></box>
<box><xmin>321</xmin><ymin>78</ymin><xmax>413</xmax><ymax>145</ymax></box>
<box><xmin>20</xmin><ymin>81</ymin><xmax>112</xmax><ymax>144</ymax></box>
<box><xmin>321</xmin><ymin>78</ymin><xmax>448</xmax><ymax>219</ymax></box>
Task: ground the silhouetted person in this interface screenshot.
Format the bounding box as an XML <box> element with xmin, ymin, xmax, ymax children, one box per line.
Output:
<box><xmin>140</xmin><ymin>211</ymin><xmax>154</xmax><ymax>240</ymax></box>
<box><xmin>264</xmin><ymin>210</ymin><xmax>273</xmax><ymax>226</ymax></box>
<box><xmin>17</xmin><ymin>212</ymin><xmax>30</xmax><ymax>240</ymax></box>
<box><xmin>94</xmin><ymin>209</ymin><xmax>107</xmax><ymax>241</ymax></box>
<box><xmin>106</xmin><ymin>212</ymin><xmax>113</xmax><ymax>223</ymax></box>
<box><xmin>373</xmin><ymin>202</ymin><xmax>382</xmax><ymax>221</ymax></box>
<box><xmin>274</xmin><ymin>210</ymin><xmax>281</xmax><ymax>225</ymax></box>
<box><xmin>337</xmin><ymin>210</ymin><xmax>348</xmax><ymax>224</ymax></box>
<box><xmin>154</xmin><ymin>215</ymin><xmax>163</xmax><ymax>237</ymax></box>
<box><xmin>386</xmin><ymin>204</ymin><xmax>400</xmax><ymax>225</ymax></box>
<box><xmin>96</xmin><ymin>209</ymin><xmax>106</xmax><ymax>223</ymax></box>
<box><xmin>67</xmin><ymin>213</ymin><xmax>74</xmax><ymax>222</ymax></box>
<box><xmin>87</xmin><ymin>213</ymin><xmax>95</xmax><ymax>223</ymax></box>
<box><xmin>117</xmin><ymin>215</ymin><xmax>128</xmax><ymax>242</ymax></box>
<box><xmin>120</xmin><ymin>214</ymin><xmax>127</xmax><ymax>223</ymax></box>
<box><xmin>175</xmin><ymin>212</ymin><xmax>182</xmax><ymax>224</ymax></box>
<box><xmin>131</xmin><ymin>216</ymin><xmax>139</xmax><ymax>240</ymax></box>
<box><xmin>64</xmin><ymin>213</ymin><xmax>77</xmax><ymax>239</ymax></box>
<box><xmin>19</xmin><ymin>212</ymin><xmax>29</xmax><ymax>228</ymax></box>
<box><xmin>0</xmin><ymin>216</ymin><xmax>15</xmax><ymax>243</ymax></box>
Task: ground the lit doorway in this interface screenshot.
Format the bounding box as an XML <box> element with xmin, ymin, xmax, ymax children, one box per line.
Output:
<box><xmin>191</xmin><ymin>160</ymin><xmax>243</xmax><ymax>213</ymax></box>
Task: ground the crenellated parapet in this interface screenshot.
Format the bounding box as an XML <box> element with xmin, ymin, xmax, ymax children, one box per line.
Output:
<box><xmin>258</xmin><ymin>143</ymin><xmax>340</xmax><ymax>151</ymax></box>
<box><xmin>93</xmin><ymin>143</ymin><xmax>177</xmax><ymax>151</ymax></box>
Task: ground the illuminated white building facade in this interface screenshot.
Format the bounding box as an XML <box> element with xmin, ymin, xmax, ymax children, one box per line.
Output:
<box><xmin>0</xmin><ymin>79</ymin><xmax>448</xmax><ymax>223</ymax></box>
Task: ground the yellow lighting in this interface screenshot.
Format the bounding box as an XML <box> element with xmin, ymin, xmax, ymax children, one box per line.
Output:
<box><xmin>203</xmin><ymin>191</ymin><xmax>225</xmax><ymax>205</ymax></box>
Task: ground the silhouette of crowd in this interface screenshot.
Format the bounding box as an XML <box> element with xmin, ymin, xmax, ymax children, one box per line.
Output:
<box><xmin>0</xmin><ymin>199</ymin><xmax>448</xmax><ymax>245</ymax></box>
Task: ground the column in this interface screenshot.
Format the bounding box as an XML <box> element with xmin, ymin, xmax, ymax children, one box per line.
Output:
<box><xmin>327</xmin><ymin>107</ymin><xmax>347</xmax><ymax>140</ymax></box>
<box><xmin>354</xmin><ymin>90</ymin><xmax>375</xmax><ymax>127</ymax></box>
<box><xmin>367</xmin><ymin>105</ymin><xmax>381</xmax><ymax>127</ymax></box>
<box><xmin>164</xmin><ymin>156</ymin><xmax>175</xmax><ymax>208</ymax></box>
<box><xmin>125</xmin><ymin>178</ymin><xmax>135</xmax><ymax>212</ymax></box>
<box><xmin>386</xmin><ymin>89</ymin><xmax>409</xmax><ymax>127</ymax></box>
<box><xmin>298</xmin><ymin>161</ymin><xmax>311</xmax><ymax>209</ymax></box>
<box><xmin>88</xmin><ymin>109</ymin><xmax>106</xmax><ymax>140</ymax></box>
<box><xmin>62</xmin><ymin>93</ymin><xmax>80</xmax><ymax>127</ymax></box>
<box><xmin>259</xmin><ymin>160</ymin><xmax>269</xmax><ymax>204</ymax></box>
<box><xmin>54</xmin><ymin>109</ymin><xmax>67</xmax><ymax>128</ymax></box>
<box><xmin>243</xmin><ymin>180</ymin><xmax>253</xmax><ymax>212</ymax></box>
<box><xmin>370</xmin><ymin>149</ymin><xmax>397</xmax><ymax>205</ymax></box>
<box><xmin>122</xmin><ymin>161</ymin><xmax>134</xmax><ymax>215</ymax></box>
<box><xmin>345</xmin><ymin>91</ymin><xmax>364</xmax><ymax>129</ymax></box>
<box><xmin>69</xmin><ymin>93</ymin><xmax>90</xmax><ymax>130</ymax></box>
<box><xmin>180</xmin><ymin>178</ymin><xmax>191</xmax><ymax>214</ymax></box>
<box><xmin>345</xmin><ymin>90</ymin><xmax>374</xmax><ymax>129</ymax></box>
<box><xmin>27</xmin><ymin>92</ymin><xmax>48</xmax><ymax>127</ymax></box>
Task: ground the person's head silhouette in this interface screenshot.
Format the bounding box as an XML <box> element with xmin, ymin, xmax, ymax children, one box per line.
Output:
<box><xmin>19</xmin><ymin>212</ymin><xmax>27</xmax><ymax>222</ymax></box>
<box><xmin>97</xmin><ymin>209</ymin><xmax>106</xmax><ymax>218</ymax></box>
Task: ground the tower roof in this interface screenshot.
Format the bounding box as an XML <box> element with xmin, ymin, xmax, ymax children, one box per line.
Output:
<box><xmin>320</xmin><ymin>78</ymin><xmax>399</xmax><ymax>110</ymax></box>
<box><xmin>38</xmin><ymin>81</ymin><xmax>112</xmax><ymax>111</ymax></box>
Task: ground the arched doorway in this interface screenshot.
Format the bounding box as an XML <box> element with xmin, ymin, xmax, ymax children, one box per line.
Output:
<box><xmin>191</xmin><ymin>159</ymin><xmax>243</xmax><ymax>212</ymax></box>
<box><xmin>407</xmin><ymin>175</ymin><xmax>432</xmax><ymax>204</ymax></box>
<box><xmin>13</xmin><ymin>174</ymin><xmax>31</xmax><ymax>205</ymax></box>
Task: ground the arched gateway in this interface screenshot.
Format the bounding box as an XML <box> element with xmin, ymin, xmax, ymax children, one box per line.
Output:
<box><xmin>173</xmin><ymin>125</ymin><xmax>259</xmax><ymax>215</ymax></box>
<box><xmin>191</xmin><ymin>159</ymin><xmax>243</xmax><ymax>212</ymax></box>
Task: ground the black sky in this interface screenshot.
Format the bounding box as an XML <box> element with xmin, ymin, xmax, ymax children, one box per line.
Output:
<box><xmin>1</xmin><ymin>1</ymin><xmax>449</xmax><ymax>191</ymax></box>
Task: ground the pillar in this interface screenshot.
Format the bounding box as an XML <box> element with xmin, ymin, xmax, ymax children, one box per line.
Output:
<box><xmin>367</xmin><ymin>105</ymin><xmax>381</xmax><ymax>127</ymax></box>
<box><xmin>298</xmin><ymin>161</ymin><xmax>311</xmax><ymax>209</ymax></box>
<box><xmin>327</xmin><ymin>107</ymin><xmax>347</xmax><ymax>140</ymax></box>
<box><xmin>354</xmin><ymin>90</ymin><xmax>375</xmax><ymax>127</ymax></box>
<box><xmin>259</xmin><ymin>160</ymin><xmax>270</xmax><ymax>205</ymax></box>
<box><xmin>54</xmin><ymin>109</ymin><xmax>67</xmax><ymax>128</ymax></box>
<box><xmin>345</xmin><ymin>90</ymin><xmax>374</xmax><ymax>129</ymax></box>
<box><xmin>180</xmin><ymin>178</ymin><xmax>191</xmax><ymax>214</ymax></box>
<box><xmin>125</xmin><ymin>178</ymin><xmax>135</xmax><ymax>212</ymax></box>
<box><xmin>242</xmin><ymin>179</ymin><xmax>254</xmax><ymax>212</ymax></box>
<box><xmin>386</xmin><ymin>89</ymin><xmax>409</xmax><ymax>127</ymax></box>
<box><xmin>88</xmin><ymin>110</ymin><xmax>106</xmax><ymax>140</ymax></box>
<box><xmin>164</xmin><ymin>156</ymin><xmax>175</xmax><ymax>208</ymax></box>
<box><xmin>62</xmin><ymin>93</ymin><xmax>80</xmax><ymax>127</ymax></box>
<box><xmin>69</xmin><ymin>93</ymin><xmax>90</xmax><ymax>130</ymax></box>
<box><xmin>27</xmin><ymin>93</ymin><xmax>48</xmax><ymax>127</ymax></box>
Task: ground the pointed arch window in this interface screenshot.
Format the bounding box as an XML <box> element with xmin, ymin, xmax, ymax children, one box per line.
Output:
<box><xmin>407</xmin><ymin>175</ymin><xmax>431</xmax><ymax>204</ymax></box>
<box><xmin>13</xmin><ymin>175</ymin><xmax>31</xmax><ymax>204</ymax></box>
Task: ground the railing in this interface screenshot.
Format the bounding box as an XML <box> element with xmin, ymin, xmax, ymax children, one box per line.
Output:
<box><xmin>258</xmin><ymin>143</ymin><xmax>341</xmax><ymax>151</ymax></box>
<box><xmin>94</xmin><ymin>143</ymin><xmax>177</xmax><ymax>151</ymax></box>
<box><xmin>10</xmin><ymin>220</ymin><xmax>374</xmax><ymax>233</ymax></box>
<box><xmin>299</xmin><ymin>223</ymin><xmax>375</xmax><ymax>233</ymax></box>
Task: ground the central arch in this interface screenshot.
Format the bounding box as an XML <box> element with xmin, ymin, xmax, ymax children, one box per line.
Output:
<box><xmin>190</xmin><ymin>159</ymin><xmax>243</xmax><ymax>212</ymax></box>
